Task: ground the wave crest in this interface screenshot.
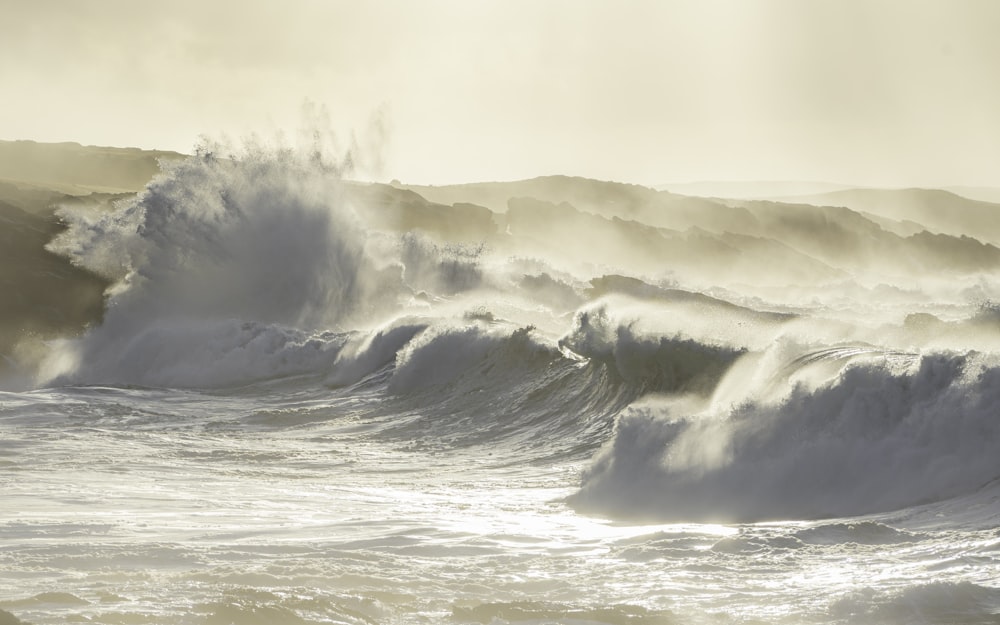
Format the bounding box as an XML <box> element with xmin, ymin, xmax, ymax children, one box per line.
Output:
<box><xmin>570</xmin><ymin>350</ymin><xmax>1000</xmax><ymax>522</ymax></box>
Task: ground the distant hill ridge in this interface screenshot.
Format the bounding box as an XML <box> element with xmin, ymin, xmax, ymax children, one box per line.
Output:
<box><xmin>773</xmin><ymin>187</ymin><xmax>1000</xmax><ymax>245</ymax></box>
<box><xmin>0</xmin><ymin>139</ymin><xmax>186</xmax><ymax>195</ymax></box>
<box><xmin>655</xmin><ymin>180</ymin><xmax>856</xmax><ymax>199</ymax></box>
<box><xmin>655</xmin><ymin>179</ymin><xmax>1000</xmax><ymax>205</ymax></box>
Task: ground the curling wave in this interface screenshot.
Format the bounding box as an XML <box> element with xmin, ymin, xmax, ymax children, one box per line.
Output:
<box><xmin>570</xmin><ymin>347</ymin><xmax>1000</xmax><ymax>522</ymax></box>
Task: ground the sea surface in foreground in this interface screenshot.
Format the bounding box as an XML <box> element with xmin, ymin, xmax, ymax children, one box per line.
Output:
<box><xmin>3</xmin><ymin>377</ymin><xmax>998</xmax><ymax>625</ymax></box>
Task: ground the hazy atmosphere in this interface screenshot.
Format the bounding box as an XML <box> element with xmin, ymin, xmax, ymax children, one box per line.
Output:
<box><xmin>3</xmin><ymin>2</ymin><xmax>1000</xmax><ymax>625</ymax></box>
<box><xmin>4</xmin><ymin>0</ymin><xmax>1000</xmax><ymax>186</ymax></box>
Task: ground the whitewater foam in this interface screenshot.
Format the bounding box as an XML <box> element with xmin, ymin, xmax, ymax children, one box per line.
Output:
<box><xmin>571</xmin><ymin>348</ymin><xmax>1000</xmax><ymax>522</ymax></box>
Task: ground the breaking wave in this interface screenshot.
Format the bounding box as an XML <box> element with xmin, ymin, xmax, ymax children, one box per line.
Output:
<box><xmin>10</xmin><ymin>139</ymin><xmax>1000</xmax><ymax>524</ymax></box>
<box><xmin>570</xmin><ymin>347</ymin><xmax>1000</xmax><ymax>522</ymax></box>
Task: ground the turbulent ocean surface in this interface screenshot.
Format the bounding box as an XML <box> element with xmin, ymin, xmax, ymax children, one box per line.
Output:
<box><xmin>2</xmin><ymin>143</ymin><xmax>1000</xmax><ymax>624</ymax></box>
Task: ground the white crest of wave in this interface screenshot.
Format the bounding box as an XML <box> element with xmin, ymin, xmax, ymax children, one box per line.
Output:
<box><xmin>51</xmin><ymin>141</ymin><xmax>390</xmax><ymax>330</ymax></box>
<box><xmin>326</xmin><ymin>319</ymin><xmax>429</xmax><ymax>388</ymax></box>
<box><xmin>37</xmin><ymin>139</ymin><xmax>497</xmax><ymax>387</ymax></box>
<box><xmin>570</xmin><ymin>345</ymin><xmax>1000</xmax><ymax>522</ymax></box>
<box><xmin>389</xmin><ymin>322</ymin><xmax>547</xmax><ymax>394</ymax></box>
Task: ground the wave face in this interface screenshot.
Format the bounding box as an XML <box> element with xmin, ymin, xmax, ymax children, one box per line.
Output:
<box><xmin>570</xmin><ymin>349</ymin><xmax>1000</xmax><ymax>522</ymax></box>
<box><xmin>3</xmin><ymin>141</ymin><xmax>1000</xmax><ymax>624</ymax></box>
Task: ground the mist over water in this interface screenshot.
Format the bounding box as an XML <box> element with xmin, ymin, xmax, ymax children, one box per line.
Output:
<box><xmin>2</xmin><ymin>139</ymin><xmax>1000</xmax><ymax>624</ymax></box>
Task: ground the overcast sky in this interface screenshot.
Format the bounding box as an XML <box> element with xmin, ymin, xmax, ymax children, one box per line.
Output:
<box><xmin>3</xmin><ymin>0</ymin><xmax>998</xmax><ymax>186</ymax></box>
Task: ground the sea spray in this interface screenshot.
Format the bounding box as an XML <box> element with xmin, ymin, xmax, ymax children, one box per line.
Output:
<box><xmin>37</xmin><ymin>141</ymin><xmax>500</xmax><ymax>387</ymax></box>
<box><xmin>570</xmin><ymin>346</ymin><xmax>1000</xmax><ymax>522</ymax></box>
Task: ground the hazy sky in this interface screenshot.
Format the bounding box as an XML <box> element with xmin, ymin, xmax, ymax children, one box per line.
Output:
<box><xmin>3</xmin><ymin>0</ymin><xmax>999</xmax><ymax>186</ymax></box>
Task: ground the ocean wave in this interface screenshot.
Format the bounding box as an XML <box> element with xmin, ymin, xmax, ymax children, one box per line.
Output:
<box><xmin>792</xmin><ymin>521</ymin><xmax>923</xmax><ymax>545</ymax></box>
<box><xmin>828</xmin><ymin>581</ymin><xmax>1000</xmax><ymax>624</ymax></box>
<box><xmin>43</xmin><ymin>319</ymin><xmax>348</xmax><ymax>389</ymax></box>
<box><xmin>31</xmin><ymin>144</ymin><xmax>512</xmax><ymax>388</ymax></box>
<box><xmin>556</xmin><ymin>294</ymin><xmax>792</xmax><ymax>395</ymax></box>
<box><xmin>570</xmin><ymin>349</ymin><xmax>1000</xmax><ymax>522</ymax></box>
<box><xmin>360</xmin><ymin>322</ymin><xmax>629</xmax><ymax>452</ymax></box>
<box><xmin>389</xmin><ymin>323</ymin><xmax>552</xmax><ymax>394</ymax></box>
<box><xmin>48</xmin><ymin>145</ymin><xmax>409</xmax><ymax>329</ymax></box>
<box><xmin>326</xmin><ymin>319</ymin><xmax>430</xmax><ymax>388</ymax></box>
